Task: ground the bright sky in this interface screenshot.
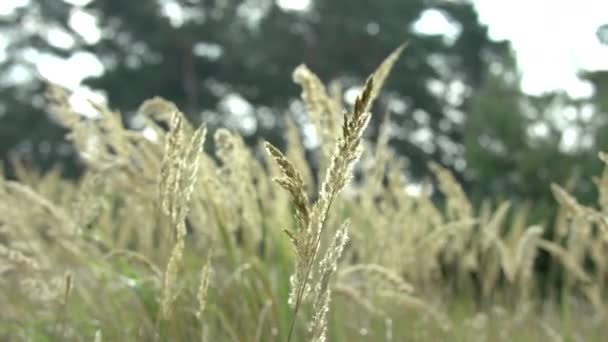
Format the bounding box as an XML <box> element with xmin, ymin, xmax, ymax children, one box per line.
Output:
<box><xmin>1</xmin><ymin>0</ymin><xmax>607</xmax><ymax>99</ymax></box>
<box><xmin>474</xmin><ymin>0</ymin><xmax>608</xmax><ymax>98</ymax></box>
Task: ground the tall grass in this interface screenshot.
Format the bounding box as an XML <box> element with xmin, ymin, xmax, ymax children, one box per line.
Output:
<box><xmin>1</xmin><ymin>46</ymin><xmax>608</xmax><ymax>341</ymax></box>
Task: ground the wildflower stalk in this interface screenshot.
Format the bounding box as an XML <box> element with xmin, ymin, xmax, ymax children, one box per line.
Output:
<box><xmin>287</xmin><ymin>195</ymin><xmax>335</xmax><ymax>342</ymax></box>
<box><xmin>268</xmin><ymin>45</ymin><xmax>405</xmax><ymax>342</ymax></box>
<box><xmin>285</xmin><ymin>75</ymin><xmax>375</xmax><ymax>341</ymax></box>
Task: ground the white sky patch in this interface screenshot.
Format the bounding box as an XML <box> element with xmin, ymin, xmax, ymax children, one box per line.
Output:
<box><xmin>62</xmin><ymin>0</ymin><xmax>93</xmax><ymax>6</ymax></box>
<box><xmin>142</xmin><ymin>126</ymin><xmax>159</xmax><ymax>142</ymax></box>
<box><xmin>301</xmin><ymin>122</ymin><xmax>319</xmax><ymax>149</ymax></box>
<box><xmin>561</xmin><ymin>129</ymin><xmax>576</xmax><ymax>151</ymax></box>
<box><xmin>276</xmin><ymin>0</ymin><xmax>310</xmax><ymax>11</ymax></box>
<box><xmin>46</xmin><ymin>27</ymin><xmax>76</xmax><ymax>50</ymax></box>
<box><xmin>413</xmin><ymin>8</ymin><xmax>462</xmax><ymax>44</ymax></box>
<box><xmin>411</xmin><ymin>126</ymin><xmax>435</xmax><ymax>153</ymax></box>
<box><xmin>161</xmin><ymin>1</ymin><xmax>185</xmax><ymax>27</ymax></box>
<box><xmin>388</xmin><ymin>97</ymin><xmax>408</xmax><ymax>114</ymax></box>
<box><xmin>5</xmin><ymin>64</ymin><xmax>32</xmax><ymax>84</ymax></box>
<box><xmin>68</xmin><ymin>86</ymin><xmax>105</xmax><ymax>118</ymax></box>
<box><xmin>0</xmin><ymin>0</ymin><xmax>28</xmax><ymax>16</ymax></box>
<box><xmin>69</xmin><ymin>9</ymin><xmax>102</xmax><ymax>44</ymax></box>
<box><xmin>288</xmin><ymin>100</ymin><xmax>319</xmax><ymax>149</ymax></box>
<box><xmin>474</xmin><ymin>0</ymin><xmax>608</xmax><ymax>98</ymax></box>
<box><xmin>220</xmin><ymin>93</ymin><xmax>258</xmax><ymax>135</ymax></box>
<box><xmin>527</xmin><ymin>121</ymin><xmax>549</xmax><ymax>139</ymax></box>
<box><xmin>367</xmin><ymin>22</ymin><xmax>380</xmax><ymax>36</ymax></box>
<box><xmin>0</xmin><ymin>36</ymin><xmax>8</xmax><ymax>62</ymax></box>
<box><xmin>344</xmin><ymin>86</ymin><xmax>363</xmax><ymax>106</ymax></box>
<box><xmin>37</xmin><ymin>52</ymin><xmax>103</xmax><ymax>89</ymax></box>
<box><xmin>405</xmin><ymin>182</ymin><xmax>432</xmax><ymax>197</ymax></box>
<box><xmin>193</xmin><ymin>41</ymin><xmax>224</xmax><ymax>60</ymax></box>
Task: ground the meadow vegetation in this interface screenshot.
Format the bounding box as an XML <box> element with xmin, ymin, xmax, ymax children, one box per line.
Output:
<box><xmin>2</xmin><ymin>46</ymin><xmax>608</xmax><ymax>341</ymax></box>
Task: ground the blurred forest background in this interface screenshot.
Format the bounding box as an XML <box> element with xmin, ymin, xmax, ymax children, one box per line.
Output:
<box><xmin>1</xmin><ymin>0</ymin><xmax>608</xmax><ymax>219</ymax></box>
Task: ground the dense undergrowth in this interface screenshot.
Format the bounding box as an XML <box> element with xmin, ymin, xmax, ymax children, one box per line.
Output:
<box><xmin>2</xmin><ymin>46</ymin><xmax>608</xmax><ymax>341</ymax></box>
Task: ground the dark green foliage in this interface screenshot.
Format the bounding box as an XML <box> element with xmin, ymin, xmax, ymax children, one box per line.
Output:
<box><xmin>1</xmin><ymin>0</ymin><xmax>510</xmax><ymax>180</ymax></box>
<box><xmin>2</xmin><ymin>0</ymin><xmax>607</xmax><ymax>215</ymax></box>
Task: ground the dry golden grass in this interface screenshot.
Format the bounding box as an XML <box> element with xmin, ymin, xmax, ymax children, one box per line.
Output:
<box><xmin>1</xmin><ymin>45</ymin><xmax>608</xmax><ymax>341</ymax></box>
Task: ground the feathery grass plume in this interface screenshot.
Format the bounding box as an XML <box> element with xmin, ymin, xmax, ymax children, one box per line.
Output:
<box><xmin>0</xmin><ymin>244</ymin><xmax>41</xmax><ymax>271</ymax></box>
<box><xmin>428</xmin><ymin>161</ymin><xmax>475</xmax><ymax>284</ymax></box>
<box><xmin>159</xmin><ymin>108</ymin><xmax>207</xmax><ymax>319</ymax></box>
<box><xmin>264</xmin><ymin>142</ymin><xmax>311</xmax><ymax>241</ymax></box>
<box><xmin>478</xmin><ymin>199</ymin><xmax>494</xmax><ymax>227</ymax></box>
<box><xmin>159</xmin><ymin>110</ymin><xmax>185</xmax><ymax>220</ymax></box>
<box><xmin>292</xmin><ymin>44</ymin><xmax>404</xmax><ymax>174</ymax></box>
<box><xmin>71</xmin><ymin>172</ymin><xmax>105</xmax><ymax>231</ymax></box>
<box><xmin>320</xmin><ymin>76</ymin><xmax>374</xmax><ymax>198</ymax></box>
<box><xmin>536</xmin><ymin>239</ymin><xmax>591</xmax><ymax>283</ymax></box>
<box><xmin>56</xmin><ymin>272</ymin><xmax>74</xmax><ymax>338</ymax></box>
<box><xmin>328</xmin><ymin>81</ymin><xmax>343</xmax><ymax>126</ymax></box>
<box><xmin>292</xmin><ymin>64</ymin><xmax>337</xmax><ymax>165</ymax></box>
<box><xmin>551</xmin><ymin>183</ymin><xmax>608</xmax><ymax>232</ymax></box>
<box><xmin>375</xmin><ymin>289</ymin><xmax>451</xmax><ymax>332</ymax></box>
<box><xmin>333</xmin><ymin>284</ymin><xmax>385</xmax><ymax>317</ymax></box>
<box><xmin>429</xmin><ymin>161</ymin><xmax>472</xmax><ymax>220</ymax></box>
<box><xmin>264</xmin><ymin>142</ymin><xmax>316</xmax><ymax>311</ymax></box>
<box><xmin>360</xmin><ymin>110</ymin><xmax>395</xmax><ymax>211</ymax></box>
<box><xmin>368</xmin><ymin>44</ymin><xmax>406</xmax><ymax>105</ymax></box>
<box><xmin>550</xmin><ymin>182</ymin><xmax>607</xmax><ymax>298</ymax></box>
<box><xmin>496</xmin><ymin>225</ymin><xmax>544</xmax><ymax>304</ymax></box>
<box><xmin>47</xmin><ymin>85</ymin><xmax>115</xmax><ymax>167</ymax></box>
<box><xmin>582</xmin><ymin>283</ymin><xmax>605</xmax><ymax>315</ymax></box>
<box><xmin>286</xmin><ymin>116</ymin><xmax>315</xmax><ymax>193</ymax></box>
<box><xmin>308</xmin><ymin>221</ymin><xmax>349</xmax><ymax>342</ymax></box>
<box><xmin>2</xmin><ymin>182</ymin><xmax>81</xmax><ymax>262</ymax></box>
<box><xmin>503</xmin><ymin>225</ymin><xmax>543</xmax><ymax>283</ymax></box>
<box><xmin>138</xmin><ymin>96</ymin><xmax>179</xmax><ymax>128</ymax></box>
<box><xmin>20</xmin><ymin>275</ymin><xmax>69</xmax><ymax>303</ymax></box>
<box><xmin>316</xmin><ymin>59</ymin><xmax>393</xmax><ymax>296</ymax></box>
<box><xmin>103</xmin><ymin>249</ymin><xmax>163</xmax><ymax>278</ymax></box>
<box><xmin>414</xmin><ymin>185</ymin><xmax>445</xmax><ymax>227</ymax></box>
<box><xmin>63</xmin><ymin>271</ymin><xmax>73</xmax><ymax>306</ymax></box>
<box><xmin>538</xmin><ymin>321</ymin><xmax>564</xmax><ymax>342</ymax></box>
<box><xmin>321</xmin><ymin>45</ymin><xmax>405</xmax><ymax>192</ymax></box>
<box><xmin>510</xmin><ymin>204</ymin><xmax>531</xmax><ymax>241</ymax></box>
<box><xmin>266</xmin><ymin>45</ymin><xmax>404</xmax><ymax>342</ymax></box>
<box><xmin>480</xmin><ymin>201</ymin><xmax>511</xmax><ymax>251</ymax></box>
<box><xmin>588</xmin><ymin>229</ymin><xmax>608</xmax><ymax>301</ymax></box>
<box><xmin>46</xmin><ymin>83</ymin><xmax>164</xmax><ymax>191</ymax></box>
<box><xmin>8</xmin><ymin>158</ymin><xmax>45</xmax><ymax>189</ymax></box>
<box><xmin>199</xmin><ymin>164</ymin><xmax>242</xmax><ymax>259</ymax></box>
<box><xmin>214</xmin><ymin>129</ymin><xmax>264</xmax><ymax>251</ymax></box>
<box><xmin>197</xmin><ymin>256</ymin><xmax>212</xmax><ymax>319</ymax></box>
<box><xmin>45</xmin><ymin>83</ymin><xmax>82</xmax><ymax>129</ymax></box>
<box><xmin>4</xmin><ymin>181</ymin><xmax>77</xmax><ymax>234</ymax></box>
<box><xmin>289</xmin><ymin>74</ymin><xmax>375</xmax><ymax>313</ymax></box>
<box><xmin>338</xmin><ymin>264</ymin><xmax>415</xmax><ymax>294</ymax></box>
<box><xmin>161</xmin><ymin>242</ymin><xmax>185</xmax><ymax>317</ymax></box>
<box><xmin>471</xmin><ymin>202</ymin><xmax>511</xmax><ymax>298</ymax></box>
<box><xmin>161</xmin><ymin>216</ymin><xmax>186</xmax><ymax>318</ymax></box>
<box><xmin>255</xmin><ymin>300</ymin><xmax>274</xmax><ymax>342</ymax></box>
<box><xmin>596</xmin><ymin>152</ymin><xmax>608</xmax><ymax>213</ymax></box>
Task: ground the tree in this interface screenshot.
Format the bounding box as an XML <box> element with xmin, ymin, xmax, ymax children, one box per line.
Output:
<box><xmin>466</xmin><ymin>64</ymin><xmax>606</xmax><ymax>218</ymax></box>
<box><xmin>1</xmin><ymin>0</ymin><xmax>513</xmax><ymax>189</ymax></box>
<box><xmin>0</xmin><ymin>2</ymin><xmax>82</xmax><ymax>175</ymax></box>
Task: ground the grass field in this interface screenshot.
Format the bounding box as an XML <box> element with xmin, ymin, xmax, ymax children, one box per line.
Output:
<box><xmin>1</xmin><ymin>46</ymin><xmax>608</xmax><ymax>341</ymax></box>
